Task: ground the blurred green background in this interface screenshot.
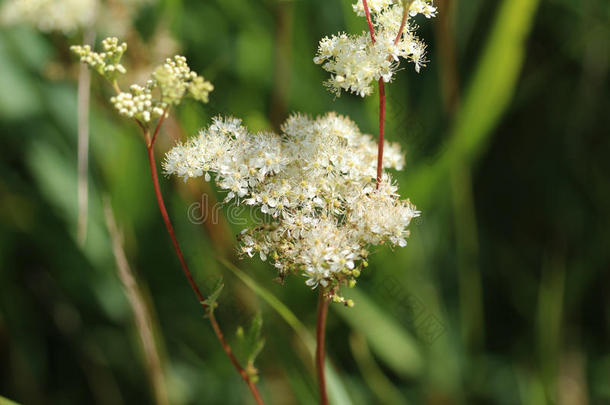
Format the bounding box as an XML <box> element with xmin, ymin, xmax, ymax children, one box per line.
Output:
<box><xmin>0</xmin><ymin>0</ymin><xmax>609</xmax><ymax>404</ymax></box>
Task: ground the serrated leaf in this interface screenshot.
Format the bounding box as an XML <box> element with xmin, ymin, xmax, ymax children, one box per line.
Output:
<box><xmin>202</xmin><ymin>278</ymin><xmax>224</xmax><ymax>311</ymax></box>
<box><xmin>235</xmin><ymin>312</ymin><xmax>266</xmax><ymax>372</ymax></box>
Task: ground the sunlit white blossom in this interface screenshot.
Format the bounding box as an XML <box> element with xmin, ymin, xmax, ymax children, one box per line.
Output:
<box><xmin>165</xmin><ymin>113</ymin><xmax>418</xmax><ymax>292</ymax></box>
<box><xmin>315</xmin><ymin>0</ymin><xmax>436</xmax><ymax>97</ymax></box>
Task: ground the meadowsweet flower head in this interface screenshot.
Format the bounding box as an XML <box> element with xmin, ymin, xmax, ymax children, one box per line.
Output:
<box><xmin>165</xmin><ymin>113</ymin><xmax>418</xmax><ymax>299</ymax></box>
<box><xmin>315</xmin><ymin>0</ymin><xmax>436</xmax><ymax>97</ymax></box>
<box><xmin>1</xmin><ymin>0</ymin><xmax>96</xmax><ymax>33</ymax></box>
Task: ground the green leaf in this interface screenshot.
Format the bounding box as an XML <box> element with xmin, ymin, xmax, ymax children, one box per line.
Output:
<box><xmin>235</xmin><ymin>312</ymin><xmax>266</xmax><ymax>381</ymax></box>
<box><xmin>245</xmin><ymin>313</ymin><xmax>265</xmax><ymax>364</ymax></box>
<box><xmin>202</xmin><ymin>278</ymin><xmax>224</xmax><ymax>310</ymax></box>
<box><xmin>238</xmin><ymin>312</ymin><xmax>265</xmax><ymax>364</ymax></box>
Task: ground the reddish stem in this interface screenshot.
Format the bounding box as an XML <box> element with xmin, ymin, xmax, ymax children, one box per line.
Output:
<box><xmin>316</xmin><ymin>290</ymin><xmax>330</xmax><ymax>405</ymax></box>
<box><xmin>145</xmin><ymin>140</ymin><xmax>264</xmax><ymax>405</ymax></box>
<box><xmin>108</xmin><ymin>75</ymin><xmax>263</xmax><ymax>404</ymax></box>
<box><xmin>381</xmin><ymin>4</ymin><xmax>411</xmax><ymax>188</ymax></box>
<box><xmin>394</xmin><ymin>1</ymin><xmax>410</xmax><ymax>45</ymax></box>
<box><xmin>376</xmin><ymin>78</ymin><xmax>386</xmax><ymax>188</ymax></box>
<box><xmin>209</xmin><ymin>311</ymin><xmax>265</xmax><ymax>405</ymax></box>
<box><xmin>361</xmin><ymin>0</ymin><xmax>386</xmax><ymax>189</ymax></box>
<box><xmin>146</xmin><ymin>143</ymin><xmax>206</xmax><ymax>304</ymax></box>
<box><xmin>149</xmin><ymin>107</ymin><xmax>169</xmax><ymax>148</ymax></box>
<box><xmin>361</xmin><ymin>0</ymin><xmax>376</xmax><ymax>43</ymax></box>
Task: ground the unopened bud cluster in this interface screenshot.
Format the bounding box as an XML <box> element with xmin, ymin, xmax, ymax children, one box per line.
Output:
<box><xmin>315</xmin><ymin>0</ymin><xmax>436</xmax><ymax>97</ymax></box>
<box><xmin>71</xmin><ymin>38</ymin><xmax>127</xmax><ymax>82</ymax></box>
<box><xmin>72</xmin><ymin>37</ymin><xmax>213</xmax><ymax>126</ymax></box>
<box><xmin>154</xmin><ymin>56</ymin><xmax>214</xmax><ymax>105</ymax></box>
<box><xmin>111</xmin><ymin>82</ymin><xmax>167</xmax><ymax>123</ymax></box>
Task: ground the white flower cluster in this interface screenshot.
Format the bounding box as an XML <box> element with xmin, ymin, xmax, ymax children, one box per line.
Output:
<box><xmin>164</xmin><ymin>113</ymin><xmax>419</xmax><ymax>293</ymax></box>
<box><xmin>352</xmin><ymin>0</ymin><xmax>437</xmax><ymax>19</ymax></box>
<box><xmin>0</xmin><ymin>0</ymin><xmax>96</xmax><ymax>33</ymax></box>
<box><xmin>71</xmin><ymin>38</ymin><xmax>127</xmax><ymax>82</ymax></box>
<box><xmin>153</xmin><ymin>56</ymin><xmax>214</xmax><ymax>105</ymax></box>
<box><xmin>111</xmin><ymin>81</ymin><xmax>167</xmax><ymax>123</ymax></box>
<box><xmin>314</xmin><ymin>0</ymin><xmax>436</xmax><ymax>97</ymax></box>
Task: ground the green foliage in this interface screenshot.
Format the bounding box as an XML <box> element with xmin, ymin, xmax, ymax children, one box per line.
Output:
<box><xmin>234</xmin><ymin>312</ymin><xmax>265</xmax><ymax>381</ymax></box>
<box><xmin>202</xmin><ymin>278</ymin><xmax>224</xmax><ymax>311</ymax></box>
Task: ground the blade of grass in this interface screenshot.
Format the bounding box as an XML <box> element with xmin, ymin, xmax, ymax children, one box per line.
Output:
<box><xmin>537</xmin><ymin>254</ymin><xmax>566</xmax><ymax>401</ymax></box>
<box><xmin>219</xmin><ymin>258</ymin><xmax>312</xmax><ymax>350</ymax></box>
<box><xmin>451</xmin><ymin>163</ymin><xmax>484</xmax><ymax>349</ymax></box>
<box><xmin>103</xmin><ymin>197</ymin><xmax>169</xmax><ymax>405</ymax></box>
<box><xmin>450</xmin><ymin>0</ymin><xmax>541</xmax><ymax>160</ymax></box>
<box><xmin>0</xmin><ymin>396</ymin><xmax>20</xmax><ymax>405</ymax></box>
<box><xmin>336</xmin><ymin>288</ymin><xmax>422</xmax><ymax>378</ymax></box>
<box><xmin>349</xmin><ymin>333</ymin><xmax>408</xmax><ymax>405</ymax></box>
<box><xmin>407</xmin><ymin>0</ymin><xmax>541</xmax><ymax>205</ymax></box>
